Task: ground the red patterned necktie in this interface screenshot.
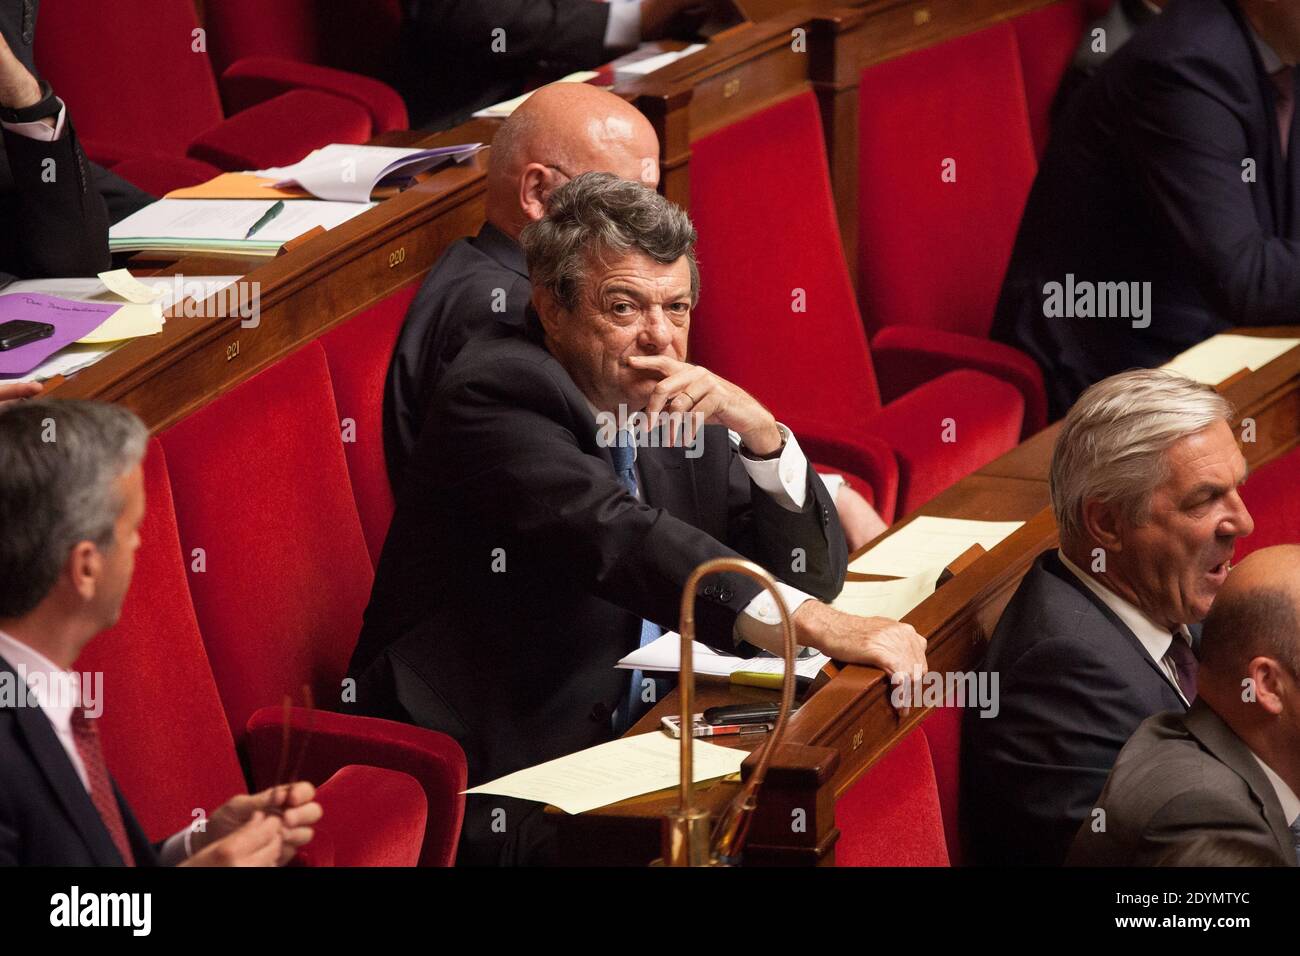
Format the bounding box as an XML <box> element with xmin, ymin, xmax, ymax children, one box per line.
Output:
<box><xmin>68</xmin><ymin>710</ymin><xmax>136</xmax><ymax>866</ymax></box>
<box><xmin>1272</xmin><ymin>66</ymin><xmax>1295</xmax><ymax>159</ymax></box>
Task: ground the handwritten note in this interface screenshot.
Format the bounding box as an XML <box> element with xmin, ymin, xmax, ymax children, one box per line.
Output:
<box><xmin>0</xmin><ymin>294</ymin><xmax>121</xmax><ymax>376</ymax></box>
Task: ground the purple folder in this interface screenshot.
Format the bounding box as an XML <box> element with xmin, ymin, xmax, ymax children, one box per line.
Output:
<box><xmin>0</xmin><ymin>294</ymin><xmax>120</xmax><ymax>376</ymax></box>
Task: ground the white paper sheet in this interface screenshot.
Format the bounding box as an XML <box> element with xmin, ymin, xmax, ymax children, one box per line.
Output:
<box><xmin>849</xmin><ymin>517</ymin><xmax>1024</xmax><ymax>577</ymax></box>
<box><xmin>1162</xmin><ymin>333</ymin><xmax>1300</xmax><ymax>386</ymax></box>
<box><xmin>830</xmin><ymin>568</ymin><xmax>945</xmax><ymax>620</ymax></box>
<box><xmin>618</xmin><ymin>43</ymin><xmax>706</xmax><ymax>75</ymax></box>
<box><xmin>617</xmin><ymin>632</ymin><xmax>829</xmax><ymax>680</ymax></box>
<box><xmin>464</xmin><ymin>731</ymin><xmax>747</xmax><ymax>814</ymax></box>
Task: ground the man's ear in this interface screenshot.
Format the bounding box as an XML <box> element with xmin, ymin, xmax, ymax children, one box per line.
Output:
<box><xmin>533</xmin><ymin>287</ymin><xmax>563</xmax><ymax>339</ymax></box>
<box><xmin>1081</xmin><ymin>497</ymin><xmax>1125</xmax><ymax>554</ymax></box>
<box><xmin>66</xmin><ymin>541</ymin><xmax>101</xmax><ymax>602</ymax></box>
<box><xmin>519</xmin><ymin>164</ymin><xmax>550</xmax><ymax>223</ymax></box>
<box><xmin>1246</xmin><ymin>656</ymin><xmax>1287</xmax><ymax>716</ymax></box>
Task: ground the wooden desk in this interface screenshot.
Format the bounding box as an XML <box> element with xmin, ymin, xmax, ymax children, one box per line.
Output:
<box><xmin>554</xmin><ymin>335</ymin><xmax>1300</xmax><ymax>866</ymax></box>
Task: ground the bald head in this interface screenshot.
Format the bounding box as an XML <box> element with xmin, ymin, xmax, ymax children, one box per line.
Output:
<box><xmin>1199</xmin><ymin>544</ymin><xmax>1300</xmax><ymax>705</ymax></box>
<box><xmin>485</xmin><ymin>83</ymin><xmax>660</xmax><ymax>239</ymax></box>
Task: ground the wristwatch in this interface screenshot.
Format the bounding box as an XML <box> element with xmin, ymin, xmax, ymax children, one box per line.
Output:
<box><xmin>0</xmin><ymin>79</ymin><xmax>61</xmax><ymax>124</ymax></box>
<box><xmin>739</xmin><ymin>423</ymin><xmax>788</xmax><ymax>461</ymax></box>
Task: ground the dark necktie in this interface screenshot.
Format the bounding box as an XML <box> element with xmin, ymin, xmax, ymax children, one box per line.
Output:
<box><xmin>1272</xmin><ymin>66</ymin><xmax>1295</xmax><ymax>159</ymax></box>
<box><xmin>609</xmin><ymin>435</ymin><xmax>674</xmax><ymax>733</ymax></box>
<box><xmin>1289</xmin><ymin>816</ymin><xmax>1300</xmax><ymax>866</ymax></box>
<box><xmin>69</xmin><ymin>710</ymin><xmax>136</xmax><ymax>866</ymax></box>
<box><xmin>1164</xmin><ymin>631</ymin><xmax>1198</xmax><ymax>705</ymax></box>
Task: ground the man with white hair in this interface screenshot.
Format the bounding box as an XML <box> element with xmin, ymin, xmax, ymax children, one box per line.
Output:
<box><xmin>962</xmin><ymin>368</ymin><xmax>1255</xmax><ymax>866</ymax></box>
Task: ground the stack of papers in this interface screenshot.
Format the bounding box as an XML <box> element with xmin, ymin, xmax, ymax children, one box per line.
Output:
<box><xmin>253</xmin><ymin>143</ymin><xmax>483</xmax><ymax>203</ymax></box>
<box><xmin>108</xmin><ymin>199</ymin><xmax>375</xmax><ymax>256</ymax></box>
<box><xmin>616</xmin><ymin>632</ymin><xmax>830</xmax><ymax>680</ymax></box>
<box><xmin>465</xmin><ymin>731</ymin><xmax>747</xmax><ymax>814</ymax></box>
<box><xmin>473</xmin><ymin>71</ymin><xmax>600</xmax><ymax>118</ymax></box>
<box><xmin>1</xmin><ymin>274</ymin><xmax>241</xmax><ymax>383</ymax></box>
<box><xmin>1162</xmin><ymin>333</ymin><xmax>1300</xmax><ymax>386</ymax></box>
<box><xmin>849</xmin><ymin>517</ymin><xmax>1025</xmax><ymax>576</ymax></box>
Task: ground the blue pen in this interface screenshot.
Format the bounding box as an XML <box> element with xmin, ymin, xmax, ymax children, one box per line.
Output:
<box><xmin>244</xmin><ymin>200</ymin><xmax>286</xmax><ymax>240</ymax></box>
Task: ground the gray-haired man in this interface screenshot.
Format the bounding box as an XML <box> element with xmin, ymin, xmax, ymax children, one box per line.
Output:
<box><xmin>0</xmin><ymin>400</ymin><xmax>321</xmax><ymax>866</ymax></box>
<box><xmin>962</xmin><ymin>368</ymin><xmax>1255</xmax><ymax>866</ymax></box>
<box><xmin>350</xmin><ymin>173</ymin><xmax>927</xmax><ymax>866</ymax></box>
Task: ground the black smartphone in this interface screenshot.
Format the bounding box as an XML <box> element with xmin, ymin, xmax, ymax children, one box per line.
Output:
<box><xmin>0</xmin><ymin>320</ymin><xmax>56</xmax><ymax>351</ymax></box>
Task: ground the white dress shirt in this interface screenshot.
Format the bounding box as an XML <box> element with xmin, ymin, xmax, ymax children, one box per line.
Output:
<box><xmin>0</xmin><ymin>629</ymin><xmax>190</xmax><ymax>863</ymax></box>
<box><xmin>1056</xmin><ymin>550</ymin><xmax>1194</xmax><ymax>706</ymax></box>
<box><xmin>1251</xmin><ymin>753</ymin><xmax>1300</xmax><ymax>830</ymax></box>
<box><xmin>603</xmin><ymin>0</ymin><xmax>644</xmax><ymax>50</ymax></box>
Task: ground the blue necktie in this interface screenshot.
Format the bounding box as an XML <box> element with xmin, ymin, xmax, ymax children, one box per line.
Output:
<box><xmin>610</xmin><ymin>435</ymin><xmax>675</xmax><ymax>733</ymax></box>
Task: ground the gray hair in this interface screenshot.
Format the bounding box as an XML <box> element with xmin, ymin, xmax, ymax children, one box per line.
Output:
<box><xmin>0</xmin><ymin>399</ymin><xmax>148</xmax><ymax>618</ymax></box>
<box><xmin>1050</xmin><ymin>369</ymin><xmax>1234</xmax><ymax>546</ymax></box>
<box><xmin>520</xmin><ymin>171</ymin><xmax>698</xmax><ymax>313</ymax></box>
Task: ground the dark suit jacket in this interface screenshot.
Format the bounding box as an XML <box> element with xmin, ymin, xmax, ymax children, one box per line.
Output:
<box><xmin>383</xmin><ymin>222</ymin><xmax>531</xmax><ymax>489</ymax></box>
<box><xmin>0</xmin><ymin>655</ymin><xmax>159</xmax><ymax>866</ymax></box>
<box><xmin>350</xmin><ymin>316</ymin><xmax>847</xmax><ymax>864</ymax></box>
<box><xmin>0</xmin><ymin>0</ymin><xmax>149</xmax><ymax>288</ymax></box>
<box><xmin>962</xmin><ymin>550</ymin><xmax>1191</xmax><ymax>866</ymax></box>
<box><xmin>1067</xmin><ymin>699</ymin><xmax>1296</xmax><ymax>866</ymax></box>
<box><xmin>399</xmin><ymin>0</ymin><xmax>612</xmax><ymax>128</ymax></box>
<box><xmin>993</xmin><ymin>0</ymin><xmax>1300</xmax><ymax>419</ymax></box>
<box><xmin>1052</xmin><ymin>0</ymin><xmax>1159</xmax><ymax>121</ymax></box>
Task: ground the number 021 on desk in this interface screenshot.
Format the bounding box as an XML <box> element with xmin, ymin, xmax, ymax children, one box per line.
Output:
<box><xmin>660</xmin><ymin>714</ymin><xmax>773</xmax><ymax>739</ymax></box>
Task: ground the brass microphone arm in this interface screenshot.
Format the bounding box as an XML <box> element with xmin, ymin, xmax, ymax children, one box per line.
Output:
<box><xmin>662</xmin><ymin>557</ymin><xmax>799</xmax><ymax>867</ymax></box>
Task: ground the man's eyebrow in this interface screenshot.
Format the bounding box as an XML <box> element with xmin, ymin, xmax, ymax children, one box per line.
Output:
<box><xmin>1181</xmin><ymin>480</ymin><xmax>1230</xmax><ymax>502</ymax></box>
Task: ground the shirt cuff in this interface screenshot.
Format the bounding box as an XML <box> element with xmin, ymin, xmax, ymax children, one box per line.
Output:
<box><xmin>740</xmin><ymin>580</ymin><xmax>815</xmax><ymax>627</ymax></box>
<box><xmin>603</xmin><ymin>0</ymin><xmax>643</xmax><ymax>50</ymax></box>
<box><xmin>736</xmin><ymin>424</ymin><xmax>809</xmax><ymax>511</ymax></box>
<box><xmin>158</xmin><ymin>828</ymin><xmax>192</xmax><ymax>866</ymax></box>
<box><xmin>816</xmin><ymin>472</ymin><xmax>845</xmax><ymax>503</ymax></box>
<box><xmin>0</xmin><ymin>100</ymin><xmax>67</xmax><ymax>141</ymax></box>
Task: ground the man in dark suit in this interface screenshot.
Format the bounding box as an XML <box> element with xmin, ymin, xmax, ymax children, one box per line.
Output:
<box><xmin>1054</xmin><ymin>0</ymin><xmax>1164</xmax><ymax>118</ymax></box>
<box><xmin>0</xmin><ymin>400</ymin><xmax>321</xmax><ymax>866</ymax></box>
<box><xmin>993</xmin><ymin>0</ymin><xmax>1300</xmax><ymax>419</ymax></box>
<box><xmin>963</xmin><ymin>369</ymin><xmax>1254</xmax><ymax>865</ymax></box>
<box><xmin>350</xmin><ymin>173</ymin><xmax>928</xmax><ymax>865</ymax></box>
<box><xmin>398</xmin><ymin>0</ymin><xmax>715</xmax><ymax>128</ymax></box>
<box><xmin>1069</xmin><ymin>545</ymin><xmax>1300</xmax><ymax>866</ymax></box>
<box><xmin>0</xmin><ymin>0</ymin><xmax>150</xmax><ymax>264</ymax></box>
<box><xmin>0</xmin><ymin>27</ymin><xmax>109</xmax><ymax>286</ymax></box>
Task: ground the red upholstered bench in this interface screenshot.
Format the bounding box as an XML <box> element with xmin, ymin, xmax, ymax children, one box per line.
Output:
<box><xmin>688</xmin><ymin>90</ymin><xmax>1023</xmax><ymax>520</ymax></box>
<box><xmin>320</xmin><ymin>282</ymin><xmax>422</xmax><ymax>565</ymax></box>
<box><xmin>1011</xmin><ymin>1</ymin><xmax>1090</xmax><ymax>159</ymax></box>
<box><xmin>857</xmin><ymin>23</ymin><xmax>1047</xmax><ymax>438</ymax></box>
<box><xmin>835</xmin><ymin>728</ymin><xmax>950</xmax><ymax>866</ymax></box>
<box><xmin>158</xmin><ymin>342</ymin><xmax>466</xmax><ymax>866</ymax></box>
<box><xmin>77</xmin><ymin>440</ymin><xmax>433</xmax><ymax>866</ymax></box>
<box><xmin>1236</xmin><ymin>446</ymin><xmax>1300</xmax><ymax>561</ymax></box>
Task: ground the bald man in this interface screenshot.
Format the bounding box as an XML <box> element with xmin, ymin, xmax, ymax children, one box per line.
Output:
<box><xmin>383</xmin><ymin>83</ymin><xmax>659</xmax><ymax>488</ymax></box>
<box><xmin>1068</xmin><ymin>545</ymin><xmax>1300</xmax><ymax>866</ymax></box>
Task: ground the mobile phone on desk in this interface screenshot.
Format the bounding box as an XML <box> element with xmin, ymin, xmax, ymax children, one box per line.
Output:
<box><xmin>661</xmin><ymin>713</ymin><xmax>773</xmax><ymax>739</ymax></box>
<box><xmin>0</xmin><ymin>320</ymin><xmax>55</xmax><ymax>351</ymax></box>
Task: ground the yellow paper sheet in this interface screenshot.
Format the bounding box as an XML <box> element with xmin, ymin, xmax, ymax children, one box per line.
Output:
<box><xmin>97</xmin><ymin>269</ymin><xmax>165</xmax><ymax>304</ymax></box>
<box><xmin>849</xmin><ymin>517</ymin><xmax>1024</xmax><ymax>577</ymax></box>
<box><xmin>831</xmin><ymin>568</ymin><xmax>945</xmax><ymax>620</ymax></box>
<box><xmin>164</xmin><ymin>171</ymin><xmax>412</xmax><ymax>201</ymax></box>
<box><xmin>77</xmin><ymin>303</ymin><xmax>164</xmax><ymax>344</ymax></box>
<box><xmin>1162</xmin><ymin>334</ymin><xmax>1300</xmax><ymax>386</ymax></box>
<box><xmin>464</xmin><ymin>731</ymin><xmax>746</xmax><ymax>815</ymax></box>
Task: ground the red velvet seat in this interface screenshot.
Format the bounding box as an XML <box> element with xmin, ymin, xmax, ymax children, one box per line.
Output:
<box><xmin>920</xmin><ymin>705</ymin><xmax>966</xmax><ymax>866</ymax></box>
<box><xmin>1012</xmin><ymin>1</ymin><xmax>1089</xmax><ymax>158</ymax></box>
<box><xmin>1235</xmin><ymin>446</ymin><xmax>1300</xmax><ymax>561</ymax></box>
<box><xmin>857</xmin><ymin>25</ymin><xmax>1048</xmax><ymax>436</ymax></box>
<box><xmin>76</xmin><ymin>441</ymin><xmax>429</xmax><ymax>865</ymax></box>
<box><xmin>34</xmin><ymin>0</ymin><xmax>407</xmax><ymax>195</ymax></box>
<box><xmin>160</xmin><ymin>343</ymin><xmax>465</xmax><ymax>865</ymax></box>
<box><xmin>689</xmin><ymin>90</ymin><xmax>1024</xmax><ymax>518</ymax></box>
<box><xmin>320</xmin><ymin>282</ymin><xmax>421</xmax><ymax>565</ymax></box>
<box><xmin>835</xmin><ymin>729</ymin><xmax>950</xmax><ymax>866</ymax></box>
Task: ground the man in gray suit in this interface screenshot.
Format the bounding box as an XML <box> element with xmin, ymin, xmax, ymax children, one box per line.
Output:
<box><xmin>1069</xmin><ymin>544</ymin><xmax>1300</xmax><ymax>866</ymax></box>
